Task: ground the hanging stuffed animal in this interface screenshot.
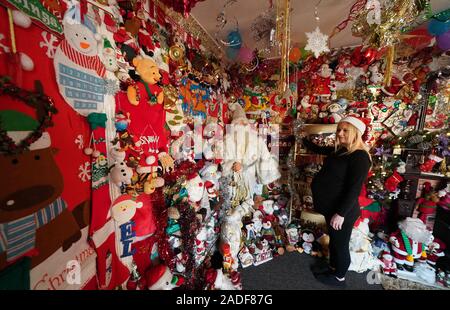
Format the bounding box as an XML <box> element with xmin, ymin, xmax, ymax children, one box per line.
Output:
<box><xmin>54</xmin><ymin>6</ymin><xmax>106</xmax><ymax>116</ymax></box>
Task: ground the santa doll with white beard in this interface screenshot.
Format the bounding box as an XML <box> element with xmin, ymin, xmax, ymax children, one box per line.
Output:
<box><xmin>222</xmin><ymin>102</ymin><xmax>281</xmax><ymax>216</ymax></box>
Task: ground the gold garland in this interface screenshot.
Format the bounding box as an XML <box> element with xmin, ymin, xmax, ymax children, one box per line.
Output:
<box><xmin>276</xmin><ymin>0</ymin><xmax>290</xmax><ymax>94</ymax></box>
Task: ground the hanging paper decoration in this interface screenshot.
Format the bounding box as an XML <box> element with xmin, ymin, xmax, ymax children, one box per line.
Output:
<box><xmin>54</xmin><ymin>7</ymin><xmax>106</xmax><ymax>116</ymax></box>
<box><xmin>304</xmin><ymin>26</ymin><xmax>330</xmax><ymax>58</ymax></box>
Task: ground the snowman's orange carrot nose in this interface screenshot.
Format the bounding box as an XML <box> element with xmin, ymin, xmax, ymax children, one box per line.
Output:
<box><xmin>80</xmin><ymin>41</ymin><xmax>90</xmax><ymax>49</ymax></box>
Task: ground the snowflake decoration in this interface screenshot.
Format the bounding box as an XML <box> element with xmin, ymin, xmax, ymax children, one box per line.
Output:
<box><xmin>39</xmin><ymin>31</ymin><xmax>59</xmax><ymax>59</ymax></box>
<box><xmin>305</xmin><ymin>27</ymin><xmax>330</xmax><ymax>58</ymax></box>
<box><xmin>78</xmin><ymin>162</ymin><xmax>91</xmax><ymax>182</ymax></box>
<box><xmin>104</xmin><ymin>79</ymin><xmax>119</xmax><ymax>95</ymax></box>
<box><xmin>74</xmin><ymin>134</ymin><xmax>84</xmax><ymax>149</ymax></box>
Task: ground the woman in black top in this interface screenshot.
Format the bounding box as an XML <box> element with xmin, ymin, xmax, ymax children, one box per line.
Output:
<box><xmin>303</xmin><ymin>116</ymin><xmax>371</xmax><ymax>287</ymax></box>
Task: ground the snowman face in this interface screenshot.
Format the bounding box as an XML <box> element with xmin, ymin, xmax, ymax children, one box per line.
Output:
<box><xmin>65</xmin><ymin>23</ymin><xmax>98</xmax><ymax>56</ymax></box>
<box><xmin>103</xmin><ymin>47</ymin><xmax>118</xmax><ymax>72</ymax></box>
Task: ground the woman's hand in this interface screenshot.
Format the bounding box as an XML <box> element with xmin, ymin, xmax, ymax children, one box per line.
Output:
<box><xmin>330</xmin><ymin>213</ymin><xmax>345</xmax><ymax>230</ymax></box>
<box><xmin>232</xmin><ymin>162</ymin><xmax>242</xmax><ymax>172</ymax></box>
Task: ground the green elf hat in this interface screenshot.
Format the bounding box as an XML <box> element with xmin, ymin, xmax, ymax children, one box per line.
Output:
<box><xmin>103</xmin><ymin>38</ymin><xmax>113</xmax><ymax>49</ymax></box>
<box><xmin>0</xmin><ymin>110</ymin><xmax>51</xmax><ymax>150</ymax></box>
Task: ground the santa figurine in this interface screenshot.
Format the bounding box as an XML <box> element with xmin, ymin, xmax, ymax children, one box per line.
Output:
<box><xmin>427</xmin><ymin>239</ymin><xmax>446</xmax><ymax>267</ymax></box>
<box><xmin>381</xmin><ymin>252</ymin><xmax>398</xmax><ymax>278</ymax></box>
<box><xmin>313</xmin><ymin>64</ymin><xmax>333</xmax><ymax>101</ymax></box>
<box><xmin>184</xmin><ymin>172</ymin><xmax>205</xmax><ymax>207</ymax></box>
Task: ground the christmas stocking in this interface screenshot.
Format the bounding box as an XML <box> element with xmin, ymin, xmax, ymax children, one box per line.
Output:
<box><xmin>420</xmin><ymin>154</ymin><xmax>443</xmax><ymax>173</ymax></box>
<box><xmin>87</xmin><ymin>113</ymin><xmax>129</xmax><ymax>289</ymax></box>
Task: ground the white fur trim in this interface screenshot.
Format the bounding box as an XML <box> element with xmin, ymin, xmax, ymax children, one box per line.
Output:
<box><xmin>339</xmin><ymin>116</ymin><xmax>366</xmax><ymax>135</ymax></box>
<box><xmin>9</xmin><ymin>131</ymin><xmax>51</xmax><ymax>150</ymax></box>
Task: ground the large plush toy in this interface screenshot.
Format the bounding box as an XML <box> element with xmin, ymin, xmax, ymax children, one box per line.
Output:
<box><xmin>116</xmin><ymin>57</ymin><xmax>173</xmax><ymax>175</ymax></box>
<box><xmin>389</xmin><ymin>217</ymin><xmax>434</xmax><ymax>272</ymax></box>
<box><xmin>54</xmin><ymin>8</ymin><xmax>106</xmax><ymax>116</ymax></box>
<box><xmin>127</xmin><ymin>56</ymin><xmax>164</xmax><ymax>106</ymax></box>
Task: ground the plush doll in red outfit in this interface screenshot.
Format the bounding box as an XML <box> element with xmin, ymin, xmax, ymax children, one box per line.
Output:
<box><xmin>312</xmin><ymin>64</ymin><xmax>333</xmax><ymax>101</ymax></box>
<box><xmin>127</xmin><ymin>56</ymin><xmax>164</xmax><ymax>106</ymax></box>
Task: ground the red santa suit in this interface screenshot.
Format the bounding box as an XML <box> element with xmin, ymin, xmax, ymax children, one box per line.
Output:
<box><xmin>389</xmin><ymin>230</ymin><xmax>426</xmax><ymax>269</ymax></box>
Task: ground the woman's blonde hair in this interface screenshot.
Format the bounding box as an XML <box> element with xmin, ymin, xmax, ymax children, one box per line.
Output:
<box><xmin>335</xmin><ymin>122</ymin><xmax>372</xmax><ymax>163</ymax></box>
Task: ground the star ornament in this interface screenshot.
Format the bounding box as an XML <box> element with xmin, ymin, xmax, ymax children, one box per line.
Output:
<box><xmin>305</xmin><ymin>27</ymin><xmax>330</xmax><ymax>58</ymax></box>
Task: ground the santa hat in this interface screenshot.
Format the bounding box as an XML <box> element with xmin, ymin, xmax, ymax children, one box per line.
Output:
<box><xmin>0</xmin><ymin>110</ymin><xmax>51</xmax><ymax>151</ymax></box>
<box><xmin>229</xmin><ymin>102</ymin><xmax>249</xmax><ymax>125</ymax></box>
<box><xmin>146</xmin><ymin>264</ymin><xmax>183</xmax><ymax>289</ymax></box>
<box><xmin>381</xmin><ymin>77</ymin><xmax>404</xmax><ymax>96</ymax></box>
<box><xmin>204</xmin><ymin>180</ymin><xmax>214</xmax><ymax>189</ymax></box>
<box><xmin>438</xmin><ymin>194</ymin><xmax>450</xmax><ymax>209</ymax></box>
<box><xmin>187</xmin><ymin>172</ymin><xmax>200</xmax><ymax>181</ymax></box>
<box><xmin>339</xmin><ymin>116</ymin><xmax>366</xmax><ymax>135</ymax></box>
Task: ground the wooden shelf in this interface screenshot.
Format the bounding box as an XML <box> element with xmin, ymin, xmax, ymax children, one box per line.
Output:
<box><xmin>302</xmin><ymin>124</ymin><xmax>337</xmax><ymax>135</ymax></box>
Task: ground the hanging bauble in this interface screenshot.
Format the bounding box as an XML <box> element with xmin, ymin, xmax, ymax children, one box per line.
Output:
<box><xmin>404</xmin><ymin>28</ymin><xmax>433</xmax><ymax>49</ymax></box>
<box><xmin>226</xmin><ymin>30</ymin><xmax>242</xmax><ymax>49</ymax></box>
<box><xmin>427</xmin><ymin>19</ymin><xmax>450</xmax><ymax>36</ymax></box>
<box><xmin>238</xmin><ymin>47</ymin><xmax>253</xmax><ymax>63</ymax></box>
<box><xmin>288</xmin><ymin>47</ymin><xmax>301</xmax><ymax>63</ymax></box>
<box><xmin>84</xmin><ymin>147</ymin><xmax>93</xmax><ymax>156</ymax></box>
<box><xmin>12</xmin><ymin>10</ymin><xmax>32</xmax><ymax>28</ymax></box>
<box><xmin>437</xmin><ymin>30</ymin><xmax>450</xmax><ymax>51</ymax></box>
<box><xmin>19</xmin><ymin>53</ymin><xmax>34</xmax><ymax>71</ymax></box>
<box><xmin>226</xmin><ymin>47</ymin><xmax>239</xmax><ymax>60</ymax></box>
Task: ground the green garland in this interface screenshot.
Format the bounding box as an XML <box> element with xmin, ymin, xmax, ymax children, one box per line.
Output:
<box><xmin>0</xmin><ymin>77</ymin><xmax>57</xmax><ymax>155</ymax></box>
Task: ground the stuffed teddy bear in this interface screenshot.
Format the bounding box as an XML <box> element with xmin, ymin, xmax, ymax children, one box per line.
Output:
<box><xmin>127</xmin><ymin>56</ymin><xmax>164</xmax><ymax>106</ymax></box>
<box><xmin>298</xmin><ymin>229</ymin><xmax>321</xmax><ymax>256</ymax></box>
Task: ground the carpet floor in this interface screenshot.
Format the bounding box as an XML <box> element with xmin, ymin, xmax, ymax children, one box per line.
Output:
<box><xmin>240</xmin><ymin>251</ymin><xmax>383</xmax><ymax>290</ymax></box>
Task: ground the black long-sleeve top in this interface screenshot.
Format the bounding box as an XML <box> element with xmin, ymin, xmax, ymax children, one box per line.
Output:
<box><xmin>303</xmin><ymin>138</ymin><xmax>371</xmax><ymax>219</ymax></box>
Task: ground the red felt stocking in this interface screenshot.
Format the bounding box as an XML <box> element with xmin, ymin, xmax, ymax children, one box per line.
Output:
<box><xmin>87</xmin><ymin>113</ymin><xmax>129</xmax><ymax>289</ymax></box>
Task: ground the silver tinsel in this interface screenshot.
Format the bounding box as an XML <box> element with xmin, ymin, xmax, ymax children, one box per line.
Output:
<box><xmin>293</xmin><ymin>118</ymin><xmax>305</xmax><ymax>137</ymax></box>
<box><xmin>250</xmin><ymin>9</ymin><xmax>276</xmax><ymax>43</ymax></box>
<box><xmin>417</xmin><ymin>141</ymin><xmax>432</xmax><ymax>151</ymax></box>
<box><xmin>218</xmin><ymin>174</ymin><xmax>233</xmax><ymax>218</ymax></box>
<box><xmin>408</xmin><ymin>135</ymin><xmax>424</xmax><ymax>145</ymax></box>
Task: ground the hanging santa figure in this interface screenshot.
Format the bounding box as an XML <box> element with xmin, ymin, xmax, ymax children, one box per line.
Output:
<box><xmin>312</xmin><ymin>63</ymin><xmax>333</xmax><ymax>102</ymax></box>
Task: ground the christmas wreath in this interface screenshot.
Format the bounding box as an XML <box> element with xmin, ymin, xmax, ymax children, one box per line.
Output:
<box><xmin>0</xmin><ymin>77</ymin><xmax>57</xmax><ymax>155</ymax></box>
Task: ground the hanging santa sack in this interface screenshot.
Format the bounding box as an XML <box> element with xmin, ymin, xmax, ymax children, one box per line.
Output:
<box><xmin>53</xmin><ymin>3</ymin><xmax>106</xmax><ymax>116</ymax></box>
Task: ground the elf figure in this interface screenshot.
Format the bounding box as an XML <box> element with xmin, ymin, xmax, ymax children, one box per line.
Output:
<box><xmin>54</xmin><ymin>7</ymin><xmax>106</xmax><ymax>116</ymax></box>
